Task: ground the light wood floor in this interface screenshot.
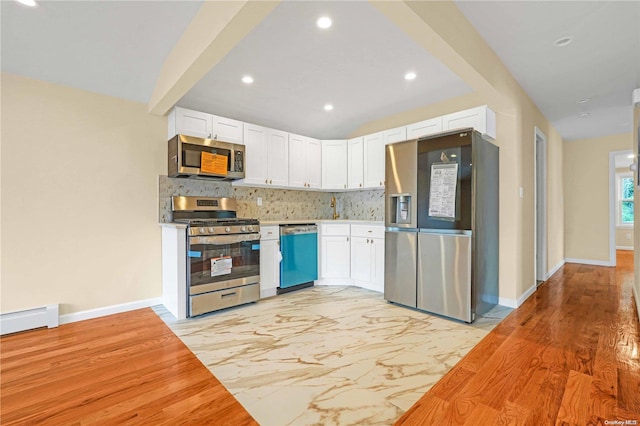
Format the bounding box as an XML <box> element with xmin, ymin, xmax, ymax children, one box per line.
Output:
<box><xmin>397</xmin><ymin>251</ymin><xmax>640</xmax><ymax>425</ymax></box>
<box><xmin>1</xmin><ymin>252</ymin><xmax>638</xmax><ymax>425</ymax></box>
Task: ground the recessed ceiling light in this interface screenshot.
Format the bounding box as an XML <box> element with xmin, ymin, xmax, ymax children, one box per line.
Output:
<box><xmin>15</xmin><ymin>0</ymin><xmax>37</xmax><ymax>6</ymax></box>
<box><xmin>324</xmin><ymin>104</ymin><xmax>334</xmax><ymax>111</ymax></box>
<box><xmin>554</xmin><ymin>37</ymin><xmax>573</xmax><ymax>47</ymax></box>
<box><xmin>578</xmin><ymin>112</ymin><xmax>590</xmax><ymax>118</ymax></box>
<box><xmin>241</xmin><ymin>75</ymin><xmax>254</xmax><ymax>84</ymax></box>
<box><xmin>577</xmin><ymin>98</ymin><xmax>591</xmax><ymax>104</ymax></box>
<box><xmin>404</xmin><ymin>72</ymin><xmax>417</xmax><ymax>81</ymax></box>
<box><xmin>317</xmin><ymin>16</ymin><xmax>332</xmax><ymax>29</ymax></box>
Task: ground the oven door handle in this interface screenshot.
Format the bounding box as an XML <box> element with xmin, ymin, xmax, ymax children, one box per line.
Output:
<box><xmin>189</xmin><ymin>233</ymin><xmax>261</xmax><ymax>245</ymax></box>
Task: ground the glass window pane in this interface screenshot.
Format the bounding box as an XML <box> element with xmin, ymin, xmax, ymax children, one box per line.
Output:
<box><xmin>622</xmin><ymin>177</ymin><xmax>634</xmax><ymax>200</ymax></box>
<box><xmin>621</xmin><ymin>201</ymin><xmax>634</xmax><ymax>223</ymax></box>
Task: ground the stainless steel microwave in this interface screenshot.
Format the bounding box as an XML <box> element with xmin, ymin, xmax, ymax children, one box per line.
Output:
<box><xmin>168</xmin><ymin>134</ymin><xmax>245</xmax><ymax>180</ymax></box>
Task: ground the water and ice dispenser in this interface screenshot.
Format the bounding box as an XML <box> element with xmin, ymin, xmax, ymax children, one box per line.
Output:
<box><xmin>390</xmin><ymin>194</ymin><xmax>412</xmax><ymax>225</ymax></box>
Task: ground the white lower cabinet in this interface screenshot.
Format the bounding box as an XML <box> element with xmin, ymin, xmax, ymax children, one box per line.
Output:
<box><xmin>259</xmin><ymin>226</ymin><xmax>280</xmax><ymax>298</ymax></box>
<box><xmin>350</xmin><ymin>224</ymin><xmax>384</xmax><ymax>292</ymax></box>
<box><xmin>320</xmin><ymin>223</ymin><xmax>350</xmax><ymax>279</ymax></box>
<box><xmin>319</xmin><ymin>222</ymin><xmax>384</xmax><ymax>293</ymax></box>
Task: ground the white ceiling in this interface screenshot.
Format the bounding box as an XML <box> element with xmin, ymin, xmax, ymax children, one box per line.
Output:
<box><xmin>2</xmin><ymin>1</ymin><xmax>639</xmax><ymax>141</ymax></box>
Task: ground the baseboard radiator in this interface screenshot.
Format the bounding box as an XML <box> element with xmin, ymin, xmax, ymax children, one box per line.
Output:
<box><xmin>0</xmin><ymin>304</ymin><xmax>59</xmax><ymax>336</ymax></box>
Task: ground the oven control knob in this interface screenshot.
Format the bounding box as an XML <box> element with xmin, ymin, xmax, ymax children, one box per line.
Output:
<box><xmin>208</xmin><ymin>227</ymin><xmax>216</xmax><ymax>233</ymax></box>
<box><xmin>225</xmin><ymin>227</ymin><xmax>231</xmax><ymax>233</ymax></box>
<box><xmin>248</xmin><ymin>226</ymin><xmax>254</xmax><ymax>232</ymax></box>
<box><xmin>241</xmin><ymin>226</ymin><xmax>246</xmax><ymax>232</ymax></box>
<box><xmin>199</xmin><ymin>228</ymin><xmax>206</xmax><ymax>234</ymax></box>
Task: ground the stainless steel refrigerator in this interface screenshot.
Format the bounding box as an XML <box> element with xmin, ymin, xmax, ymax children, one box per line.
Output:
<box><xmin>384</xmin><ymin>128</ymin><xmax>499</xmax><ymax>322</ymax></box>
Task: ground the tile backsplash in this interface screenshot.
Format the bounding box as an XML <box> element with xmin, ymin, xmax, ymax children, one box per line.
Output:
<box><xmin>159</xmin><ymin>176</ymin><xmax>384</xmax><ymax>222</ymax></box>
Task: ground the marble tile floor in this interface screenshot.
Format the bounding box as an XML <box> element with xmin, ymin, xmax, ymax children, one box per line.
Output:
<box><xmin>154</xmin><ymin>286</ymin><xmax>511</xmax><ymax>426</ymax></box>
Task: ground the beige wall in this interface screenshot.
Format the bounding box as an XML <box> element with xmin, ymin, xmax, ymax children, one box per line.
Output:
<box><xmin>564</xmin><ymin>134</ymin><xmax>632</xmax><ymax>262</ymax></box>
<box><xmin>1</xmin><ymin>74</ymin><xmax>166</xmax><ymax>315</ymax></box>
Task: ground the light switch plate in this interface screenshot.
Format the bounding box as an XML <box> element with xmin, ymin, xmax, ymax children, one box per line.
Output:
<box><xmin>257</xmin><ymin>197</ymin><xmax>262</xmax><ymax>206</ymax></box>
<box><xmin>519</xmin><ymin>187</ymin><xmax>524</xmax><ymax>198</ymax></box>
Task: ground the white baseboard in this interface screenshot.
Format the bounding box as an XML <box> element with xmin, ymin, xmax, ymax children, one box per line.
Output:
<box><xmin>59</xmin><ymin>297</ymin><xmax>162</xmax><ymax>325</ymax></box>
<box><xmin>545</xmin><ymin>259</ymin><xmax>566</xmax><ymax>280</ymax></box>
<box><xmin>517</xmin><ymin>284</ymin><xmax>537</xmax><ymax>306</ymax></box>
<box><xmin>616</xmin><ymin>246</ymin><xmax>634</xmax><ymax>251</ymax></box>
<box><xmin>565</xmin><ymin>258</ymin><xmax>614</xmax><ymax>267</ymax></box>
<box><xmin>1</xmin><ymin>304</ymin><xmax>59</xmax><ymax>335</ymax></box>
<box><xmin>498</xmin><ymin>297</ymin><xmax>517</xmax><ymax>309</ymax></box>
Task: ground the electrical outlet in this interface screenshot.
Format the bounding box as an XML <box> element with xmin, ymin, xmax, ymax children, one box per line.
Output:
<box><xmin>257</xmin><ymin>197</ymin><xmax>262</xmax><ymax>206</ymax></box>
<box><xmin>519</xmin><ymin>187</ymin><xmax>524</xmax><ymax>198</ymax></box>
<box><xmin>626</xmin><ymin>233</ymin><xmax>632</xmax><ymax>240</ymax></box>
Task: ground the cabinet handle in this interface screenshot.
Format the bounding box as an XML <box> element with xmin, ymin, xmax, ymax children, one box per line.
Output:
<box><xmin>221</xmin><ymin>292</ymin><xmax>237</xmax><ymax>298</ymax></box>
<box><xmin>344</xmin><ymin>184</ymin><xmax>346</xmax><ymax>188</ymax></box>
<box><xmin>265</xmin><ymin>179</ymin><xmax>268</xmax><ymax>184</ymax></box>
<box><xmin>270</xmin><ymin>180</ymin><xmax>272</xmax><ymax>184</ymax></box>
<box><xmin>366</xmin><ymin>238</ymin><xmax>369</xmax><ymax>243</ymax></box>
<box><xmin>208</xmin><ymin>133</ymin><xmax>212</xmax><ymax>138</ymax></box>
<box><xmin>214</xmin><ymin>134</ymin><xmax>218</xmax><ymax>140</ymax></box>
<box><xmin>359</xmin><ymin>183</ymin><xmax>362</xmax><ymax>187</ymax></box>
<box><xmin>346</xmin><ymin>237</ymin><xmax>349</xmax><ymax>242</ymax></box>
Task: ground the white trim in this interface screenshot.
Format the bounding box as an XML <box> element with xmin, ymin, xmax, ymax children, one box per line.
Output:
<box><xmin>517</xmin><ymin>284</ymin><xmax>537</xmax><ymax>306</ymax></box>
<box><xmin>59</xmin><ymin>297</ymin><xmax>162</xmax><ymax>325</ymax></box>
<box><xmin>0</xmin><ymin>304</ymin><xmax>59</xmax><ymax>335</ymax></box>
<box><xmin>498</xmin><ymin>297</ymin><xmax>517</xmax><ymax>308</ymax></box>
<box><xmin>534</xmin><ymin>127</ymin><xmax>548</xmax><ymax>286</ymax></box>
<box><xmin>565</xmin><ymin>258</ymin><xmax>614</xmax><ymax>267</ymax></box>
<box><xmin>616</xmin><ymin>245</ymin><xmax>634</xmax><ymax>251</ymax></box>
<box><xmin>609</xmin><ymin>150</ymin><xmax>632</xmax><ymax>267</ymax></box>
<box><xmin>546</xmin><ymin>259</ymin><xmax>566</xmax><ymax>280</ymax></box>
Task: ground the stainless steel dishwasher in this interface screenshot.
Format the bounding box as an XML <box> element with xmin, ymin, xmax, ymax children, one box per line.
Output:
<box><xmin>278</xmin><ymin>224</ymin><xmax>318</xmax><ymax>294</ymax></box>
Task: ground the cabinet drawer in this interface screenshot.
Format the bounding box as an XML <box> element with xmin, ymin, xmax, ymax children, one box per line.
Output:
<box><xmin>351</xmin><ymin>224</ymin><xmax>384</xmax><ymax>239</ymax></box>
<box><xmin>260</xmin><ymin>225</ymin><xmax>280</xmax><ymax>241</ymax></box>
<box><xmin>320</xmin><ymin>223</ymin><xmax>350</xmax><ymax>236</ymax></box>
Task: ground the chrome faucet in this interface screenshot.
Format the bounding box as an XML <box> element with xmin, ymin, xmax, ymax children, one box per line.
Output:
<box><xmin>330</xmin><ymin>196</ymin><xmax>340</xmax><ymax>220</ymax></box>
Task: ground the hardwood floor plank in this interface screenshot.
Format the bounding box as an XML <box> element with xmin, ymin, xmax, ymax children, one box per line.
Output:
<box><xmin>555</xmin><ymin>370</ymin><xmax>593</xmax><ymax>425</ymax></box>
<box><xmin>0</xmin><ymin>308</ymin><xmax>257</xmax><ymax>425</ymax></box>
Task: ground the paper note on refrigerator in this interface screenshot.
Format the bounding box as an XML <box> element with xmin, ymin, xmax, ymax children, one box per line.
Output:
<box><xmin>428</xmin><ymin>162</ymin><xmax>458</xmax><ymax>219</ymax></box>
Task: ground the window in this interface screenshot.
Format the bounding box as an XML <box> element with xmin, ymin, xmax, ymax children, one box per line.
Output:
<box><xmin>617</xmin><ymin>172</ymin><xmax>634</xmax><ymax>226</ymax></box>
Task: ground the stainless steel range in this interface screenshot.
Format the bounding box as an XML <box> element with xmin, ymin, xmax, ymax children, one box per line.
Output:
<box><xmin>172</xmin><ymin>196</ymin><xmax>260</xmax><ymax>317</ymax></box>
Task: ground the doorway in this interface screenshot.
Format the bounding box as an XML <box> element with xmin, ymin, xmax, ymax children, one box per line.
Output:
<box><xmin>534</xmin><ymin>127</ymin><xmax>547</xmax><ymax>286</ymax></box>
<box><xmin>609</xmin><ymin>150</ymin><xmax>635</xmax><ymax>266</ymax></box>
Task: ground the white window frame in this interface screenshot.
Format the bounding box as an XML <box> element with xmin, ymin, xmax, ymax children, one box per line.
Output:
<box><xmin>616</xmin><ymin>172</ymin><xmax>634</xmax><ymax>228</ymax></box>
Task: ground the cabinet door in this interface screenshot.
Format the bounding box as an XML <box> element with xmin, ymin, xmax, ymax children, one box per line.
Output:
<box><xmin>211</xmin><ymin>115</ymin><xmax>243</xmax><ymax>144</ymax></box>
<box><xmin>442</xmin><ymin>107</ymin><xmax>483</xmax><ymax>133</ymax></box>
<box><xmin>350</xmin><ymin>236</ymin><xmax>372</xmax><ymax>282</ymax></box>
<box><xmin>267</xmin><ymin>129</ymin><xmax>289</xmax><ymax>186</ymax></box>
<box><xmin>243</xmin><ymin>124</ymin><xmax>268</xmax><ymax>185</ymax></box>
<box><xmin>348</xmin><ymin>137</ymin><xmax>364</xmax><ymax>189</ymax></box>
<box><xmin>406</xmin><ymin>117</ymin><xmax>443</xmax><ymax>139</ymax></box>
<box><xmin>321</xmin><ymin>140</ymin><xmax>348</xmax><ymax>190</ymax></box>
<box><xmin>175</xmin><ymin>107</ymin><xmax>212</xmax><ymax>139</ymax></box>
<box><xmin>321</xmin><ymin>236</ymin><xmax>350</xmax><ymax>278</ymax></box>
<box><xmin>259</xmin><ymin>239</ymin><xmax>280</xmax><ymax>297</ymax></box>
<box><xmin>363</xmin><ymin>132</ymin><xmax>385</xmax><ymax>188</ymax></box>
<box><xmin>305</xmin><ymin>138</ymin><xmax>322</xmax><ymax>189</ymax></box>
<box><xmin>288</xmin><ymin>133</ymin><xmax>306</xmax><ymax>188</ymax></box>
<box><xmin>370</xmin><ymin>237</ymin><xmax>385</xmax><ymax>293</ymax></box>
<box><xmin>383</xmin><ymin>127</ymin><xmax>407</xmax><ymax>145</ymax></box>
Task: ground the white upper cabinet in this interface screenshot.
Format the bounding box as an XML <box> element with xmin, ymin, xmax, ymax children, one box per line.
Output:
<box><xmin>242</xmin><ymin>123</ymin><xmax>268</xmax><ymax>185</ymax></box>
<box><xmin>211</xmin><ymin>115</ymin><xmax>243</xmax><ymax>144</ymax></box>
<box><xmin>363</xmin><ymin>132</ymin><xmax>385</xmax><ymax>188</ymax></box>
<box><xmin>383</xmin><ymin>126</ymin><xmax>407</xmax><ymax>144</ymax></box>
<box><xmin>289</xmin><ymin>134</ymin><xmax>322</xmax><ymax>189</ymax></box>
<box><xmin>168</xmin><ymin>107</ymin><xmax>244</xmax><ymax>144</ymax></box>
<box><xmin>266</xmin><ymin>128</ymin><xmax>289</xmax><ymax>187</ymax></box>
<box><xmin>240</xmin><ymin>124</ymin><xmax>289</xmax><ymax>186</ymax></box>
<box><xmin>406</xmin><ymin>117</ymin><xmax>443</xmax><ymax>139</ymax></box>
<box><xmin>348</xmin><ymin>137</ymin><xmax>364</xmax><ymax>189</ymax></box>
<box><xmin>442</xmin><ymin>105</ymin><xmax>496</xmax><ymax>140</ymax></box>
<box><xmin>322</xmin><ymin>140</ymin><xmax>348</xmax><ymax>190</ymax></box>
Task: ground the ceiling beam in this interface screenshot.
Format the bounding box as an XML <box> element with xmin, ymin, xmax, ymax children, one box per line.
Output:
<box><xmin>148</xmin><ymin>1</ymin><xmax>280</xmax><ymax>116</ymax></box>
<box><xmin>370</xmin><ymin>0</ymin><xmax>513</xmax><ymax>112</ymax></box>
